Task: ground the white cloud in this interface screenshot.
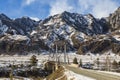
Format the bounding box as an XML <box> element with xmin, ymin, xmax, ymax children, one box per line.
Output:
<box><xmin>49</xmin><ymin>0</ymin><xmax>73</xmax><ymax>16</ymax></box>
<box><xmin>23</xmin><ymin>0</ymin><xmax>36</xmax><ymax>6</ymax></box>
<box><xmin>49</xmin><ymin>0</ymin><xmax>119</xmax><ymax>18</ymax></box>
<box><xmin>30</xmin><ymin>17</ymin><xmax>40</xmax><ymax>21</ymax></box>
<box><xmin>78</xmin><ymin>0</ymin><xmax>119</xmax><ymax>18</ymax></box>
<box><xmin>21</xmin><ymin>0</ymin><xmax>119</xmax><ymax>18</ymax></box>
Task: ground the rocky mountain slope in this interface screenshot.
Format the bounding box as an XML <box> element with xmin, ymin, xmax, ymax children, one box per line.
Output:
<box><xmin>0</xmin><ymin>7</ymin><xmax>120</xmax><ymax>55</ymax></box>
<box><xmin>108</xmin><ymin>7</ymin><xmax>120</xmax><ymax>31</ymax></box>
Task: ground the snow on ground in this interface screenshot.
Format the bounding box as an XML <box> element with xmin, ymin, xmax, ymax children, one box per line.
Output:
<box><xmin>8</xmin><ymin>35</ymin><xmax>29</xmax><ymax>41</ymax></box>
<box><xmin>113</xmin><ymin>35</ymin><xmax>120</xmax><ymax>41</ymax></box>
<box><xmin>0</xmin><ymin>51</ymin><xmax>120</xmax><ymax>68</ymax></box>
<box><xmin>0</xmin><ymin>52</ymin><xmax>120</xmax><ymax>66</ymax></box>
<box><xmin>0</xmin><ymin>53</ymin><xmax>50</xmax><ymax>67</ymax></box>
<box><xmin>66</xmin><ymin>52</ymin><xmax>120</xmax><ymax>63</ymax></box>
<box><xmin>0</xmin><ymin>34</ymin><xmax>29</xmax><ymax>41</ymax></box>
<box><xmin>0</xmin><ymin>78</ymin><xmax>9</xmax><ymax>80</ymax></box>
<box><xmin>0</xmin><ymin>52</ymin><xmax>120</xmax><ymax>79</ymax></box>
<box><xmin>64</xmin><ymin>70</ymin><xmax>96</xmax><ymax>80</ymax></box>
<box><xmin>0</xmin><ymin>78</ymin><xmax>32</xmax><ymax>80</ymax></box>
<box><xmin>97</xmin><ymin>71</ymin><xmax>120</xmax><ymax>77</ymax></box>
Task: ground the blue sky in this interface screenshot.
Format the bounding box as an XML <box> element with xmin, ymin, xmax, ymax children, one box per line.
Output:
<box><xmin>0</xmin><ymin>0</ymin><xmax>120</xmax><ymax>20</ymax></box>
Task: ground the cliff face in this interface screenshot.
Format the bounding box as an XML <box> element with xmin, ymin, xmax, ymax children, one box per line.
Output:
<box><xmin>108</xmin><ymin>7</ymin><xmax>120</xmax><ymax>31</ymax></box>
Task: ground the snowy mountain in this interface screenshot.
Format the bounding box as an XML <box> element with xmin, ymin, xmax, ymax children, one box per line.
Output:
<box><xmin>0</xmin><ymin>13</ymin><xmax>40</xmax><ymax>54</ymax></box>
<box><xmin>0</xmin><ymin>7</ymin><xmax>120</xmax><ymax>55</ymax></box>
<box><xmin>35</xmin><ymin>11</ymin><xmax>109</xmax><ymax>51</ymax></box>
<box><xmin>0</xmin><ymin>13</ymin><xmax>39</xmax><ymax>36</ymax></box>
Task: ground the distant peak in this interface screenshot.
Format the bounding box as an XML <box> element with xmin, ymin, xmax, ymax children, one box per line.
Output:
<box><xmin>0</xmin><ymin>13</ymin><xmax>11</xmax><ymax>20</ymax></box>
<box><xmin>61</xmin><ymin>11</ymin><xmax>72</xmax><ymax>16</ymax></box>
<box><xmin>114</xmin><ymin>7</ymin><xmax>120</xmax><ymax>13</ymax></box>
<box><xmin>62</xmin><ymin>11</ymin><xmax>70</xmax><ymax>14</ymax></box>
<box><xmin>85</xmin><ymin>14</ymin><xmax>95</xmax><ymax>19</ymax></box>
<box><xmin>15</xmin><ymin>16</ymin><xmax>32</xmax><ymax>21</ymax></box>
<box><xmin>22</xmin><ymin>16</ymin><xmax>30</xmax><ymax>19</ymax></box>
<box><xmin>117</xmin><ymin>7</ymin><xmax>120</xmax><ymax>10</ymax></box>
<box><xmin>0</xmin><ymin>13</ymin><xmax>6</xmax><ymax>16</ymax></box>
<box><xmin>86</xmin><ymin>14</ymin><xmax>94</xmax><ymax>17</ymax></box>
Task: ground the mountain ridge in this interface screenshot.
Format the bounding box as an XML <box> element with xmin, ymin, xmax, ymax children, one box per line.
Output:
<box><xmin>0</xmin><ymin>7</ymin><xmax>120</xmax><ymax>55</ymax></box>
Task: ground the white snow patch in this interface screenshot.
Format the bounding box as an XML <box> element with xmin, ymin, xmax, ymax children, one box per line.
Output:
<box><xmin>30</xmin><ymin>30</ymin><xmax>37</xmax><ymax>35</ymax></box>
<box><xmin>30</xmin><ymin>17</ymin><xmax>40</xmax><ymax>21</ymax></box>
<box><xmin>8</xmin><ymin>35</ymin><xmax>29</xmax><ymax>41</ymax></box>
<box><xmin>11</xmin><ymin>29</ymin><xmax>17</xmax><ymax>35</ymax></box>
<box><xmin>0</xmin><ymin>20</ymin><xmax>8</xmax><ymax>34</ymax></box>
<box><xmin>40</xmin><ymin>34</ymin><xmax>47</xmax><ymax>39</ymax></box>
<box><xmin>44</xmin><ymin>20</ymin><xmax>54</xmax><ymax>26</ymax></box>
<box><xmin>84</xmin><ymin>15</ymin><xmax>93</xmax><ymax>25</ymax></box>
<box><xmin>69</xmin><ymin>17</ymin><xmax>75</xmax><ymax>22</ymax></box>
<box><xmin>1</xmin><ymin>25</ymin><xmax>8</xmax><ymax>33</ymax></box>
<box><xmin>113</xmin><ymin>35</ymin><xmax>120</xmax><ymax>41</ymax></box>
<box><xmin>79</xmin><ymin>32</ymin><xmax>86</xmax><ymax>38</ymax></box>
<box><xmin>19</xmin><ymin>29</ymin><xmax>25</xmax><ymax>35</ymax></box>
<box><xmin>65</xmin><ymin>25</ymin><xmax>73</xmax><ymax>34</ymax></box>
<box><xmin>43</xmin><ymin>15</ymin><xmax>62</xmax><ymax>26</ymax></box>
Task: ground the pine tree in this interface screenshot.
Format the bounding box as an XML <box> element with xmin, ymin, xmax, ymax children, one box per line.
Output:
<box><xmin>30</xmin><ymin>55</ymin><xmax>38</xmax><ymax>66</ymax></box>
<box><xmin>112</xmin><ymin>60</ymin><xmax>118</xmax><ymax>69</ymax></box>
<box><xmin>118</xmin><ymin>61</ymin><xmax>120</xmax><ymax>66</ymax></box>
<box><xmin>96</xmin><ymin>58</ymin><xmax>100</xmax><ymax>68</ymax></box>
<box><xmin>73</xmin><ymin>57</ymin><xmax>78</xmax><ymax>64</ymax></box>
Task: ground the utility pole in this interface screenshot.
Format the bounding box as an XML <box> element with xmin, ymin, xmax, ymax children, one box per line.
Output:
<box><xmin>64</xmin><ymin>41</ymin><xmax>66</xmax><ymax>64</ymax></box>
<box><xmin>106</xmin><ymin>54</ymin><xmax>111</xmax><ymax>71</ymax></box>
<box><xmin>55</xmin><ymin>42</ymin><xmax>58</xmax><ymax>62</ymax></box>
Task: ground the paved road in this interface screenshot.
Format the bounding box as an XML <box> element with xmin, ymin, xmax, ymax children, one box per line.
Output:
<box><xmin>65</xmin><ymin>65</ymin><xmax>120</xmax><ymax>80</ymax></box>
